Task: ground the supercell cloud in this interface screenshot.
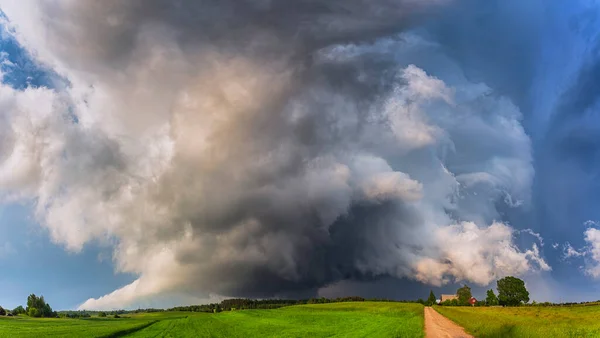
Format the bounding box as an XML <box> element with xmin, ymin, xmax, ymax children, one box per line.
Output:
<box><xmin>0</xmin><ymin>0</ymin><xmax>550</xmax><ymax>309</ymax></box>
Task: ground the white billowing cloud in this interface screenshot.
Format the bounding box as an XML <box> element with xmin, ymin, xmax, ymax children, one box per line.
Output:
<box><xmin>560</xmin><ymin>222</ymin><xmax>600</xmax><ymax>277</ymax></box>
<box><xmin>0</xmin><ymin>1</ymin><xmax>549</xmax><ymax>309</ymax></box>
<box><xmin>384</xmin><ymin>65</ymin><xmax>452</xmax><ymax>150</ymax></box>
<box><xmin>582</xmin><ymin>228</ymin><xmax>600</xmax><ymax>277</ymax></box>
<box><xmin>415</xmin><ymin>222</ymin><xmax>550</xmax><ymax>286</ymax></box>
<box><xmin>0</xmin><ymin>85</ymin><xmax>62</xmax><ymax>200</ymax></box>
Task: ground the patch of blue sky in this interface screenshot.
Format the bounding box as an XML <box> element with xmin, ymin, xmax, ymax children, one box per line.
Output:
<box><xmin>0</xmin><ymin>30</ymin><xmax>54</xmax><ymax>90</ymax></box>
<box><xmin>0</xmin><ymin>204</ymin><xmax>136</xmax><ymax>310</ymax></box>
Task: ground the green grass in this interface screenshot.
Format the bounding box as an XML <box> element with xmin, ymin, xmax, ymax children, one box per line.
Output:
<box><xmin>0</xmin><ymin>315</ymin><xmax>159</xmax><ymax>338</ymax></box>
<box><xmin>0</xmin><ymin>302</ymin><xmax>424</xmax><ymax>338</ymax></box>
<box><xmin>434</xmin><ymin>305</ymin><xmax>600</xmax><ymax>337</ymax></box>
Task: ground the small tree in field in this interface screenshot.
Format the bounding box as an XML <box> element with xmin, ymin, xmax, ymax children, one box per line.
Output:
<box><xmin>12</xmin><ymin>306</ymin><xmax>25</xmax><ymax>315</ymax></box>
<box><xmin>497</xmin><ymin>276</ymin><xmax>529</xmax><ymax>306</ymax></box>
<box><xmin>426</xmin><ymin>291</ymin><xmax>437</xmax><ymax>306</ymax></box>
<box><xmin>457</xmin><ymin>285</ymin><xmax>472</xmax><ymax>306</ymax></box>
<box><xmin>486</xmin><ymin>289</ymin><xmax>499</xmax><ymax>306</ymax></box>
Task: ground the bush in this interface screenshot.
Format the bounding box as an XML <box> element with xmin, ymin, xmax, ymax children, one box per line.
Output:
<box><xmin>0</xmin><ymin>306</ymin><xmax>5</xmax><ymax>316</ymax></box>
<box><xmin>113</xmin><ymin>314</ymin><xmax>120</xmax><ymax>318</ymax></box>
<box><xmin>28</xmin><ymin>307</ymin><xmax>40</xmax><ymax>318</ymax></box>
<box><xmin>98</xmin><ymin>312</ymin><xmax>107</xmax><ymax>317</ymax></box>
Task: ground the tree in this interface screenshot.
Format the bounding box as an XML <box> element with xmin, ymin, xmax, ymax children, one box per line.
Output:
<box><xmin>26</xmin><ymin>294</ymin><xmax>54</xmax><ymax>317</ymax></box>
<box><xmin>98</xmin><ymin>312</ymin><xmax>107</xmax><ymax>317</ymax></box>
<box><xmin>0</xmin><ymin>306</ymin><xmax>5</xmax><ymax>316</ymax></box>
<box><xmin>457</xmin><ymin>285</ymin><xmax>472</xmax><ymax>306</ymax></box>
<box><xmin>497</xmin><ymin>276</ymin><xmax>529</xmax><ymax>306</ymax></box>
<box><xmin>12</xmin><ymin>306</ymin><xmax>25</xmax><ymax>315</ymax></box>
<box><xmin>486</xmin><ymin>289</ymin><xmax>499</xmax><ymax>306</ymax></box>
<box><xmin>426</xmin><ymin>290</ymin><xmax>437</xmax><ymax>306</ymax></box>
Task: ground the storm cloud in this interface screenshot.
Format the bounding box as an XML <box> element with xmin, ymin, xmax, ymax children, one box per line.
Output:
<box><xmin>0</xmin><ymin>0</ymin><xmax>550</xmax><ymax>309</ymax></box>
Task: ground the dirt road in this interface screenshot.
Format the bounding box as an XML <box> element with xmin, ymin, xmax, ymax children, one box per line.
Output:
<box><xmin>424</xmin><ymin>307</ymin><xmax>474</xmax><ymax>338</ymax></box>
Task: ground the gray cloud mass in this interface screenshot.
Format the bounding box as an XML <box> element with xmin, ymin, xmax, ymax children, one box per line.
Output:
<box><xmin>0</xmin><ymin>0</ymin><xmax>550</xmax><ymax>309</ymax></box>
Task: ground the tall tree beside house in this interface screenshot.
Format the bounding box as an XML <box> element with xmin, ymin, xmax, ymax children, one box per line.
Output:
<box><xmin>427</xmin><ymin>290</ymin><xmax>437</xmax><ymax>306</ymax></box>
<box><xmin>486</xmin><ymin>289</ymin><xmax>499</xmax><ymax>306</ymax></box>
<box><xmin>456</xmin><ymin>285</ymin><xmax>472</xmax><ymax>306</ymax></box>
<box><xmin>497</xmin><ymin>276</ymin><xmax>529</xmax><ymax>306</ymax></box>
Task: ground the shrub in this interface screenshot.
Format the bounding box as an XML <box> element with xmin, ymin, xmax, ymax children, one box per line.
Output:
<box><xmin>0</xmin><ymin>306</ymin><xmax>6</xmax><ymax>316</ymax></box>
<box><xmin>28</xmin><ymin>307</ymin><xmax>40</xmax><ymax>318</ymax></box>
<box><xmin>98</xmin><ymin>312</ymin><xmax>107</xmax><ymax>317</ymax></box>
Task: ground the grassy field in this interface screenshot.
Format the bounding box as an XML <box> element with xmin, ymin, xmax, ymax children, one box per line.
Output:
<box><xmin>0</xmin><ymin>302</ymin><xmax>424</xmax><ymax>338</ymax></box>
<box><xmin>0</xmin><ymin>314</ymin><xmax>163</xmax><ymax>338</ymax></box>
<box><xmin>435</xmin><ymin>305</ymin><xmax>600</xmax><ymax>337</ymax></box>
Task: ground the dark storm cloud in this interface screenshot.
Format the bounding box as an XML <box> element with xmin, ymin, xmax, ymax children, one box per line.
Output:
<box><xmin>0</xmin><ymin>0</ymin><xmax>551</xmax><ymax>309</ymax></box>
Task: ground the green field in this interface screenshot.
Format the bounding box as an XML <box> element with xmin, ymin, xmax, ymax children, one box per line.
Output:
<box><xmin>0</xmin><ymin>302</ymin><xmax>424</xmax><ymax>338</ymax></box>
<box><xmin>435</xmin><ymin>305</ymin><xmax>600</xmax><ymax>337</ymax></box>
<box><xmin>0</xmin><ymin>314</ymin><xmax>162</xmax><ymax>338</ymax></box>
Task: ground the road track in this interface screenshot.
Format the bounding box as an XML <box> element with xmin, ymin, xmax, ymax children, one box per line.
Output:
<box><xmin>424</xmin><ymin>307</ymin><xmax>474</xmax><ymax>338</ymax></box>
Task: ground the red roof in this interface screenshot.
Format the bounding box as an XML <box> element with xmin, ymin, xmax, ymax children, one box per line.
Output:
<box><xmin>468</xmin><ymin>297</ymin><xmax>477</xmax><ymax>305</ymax></box>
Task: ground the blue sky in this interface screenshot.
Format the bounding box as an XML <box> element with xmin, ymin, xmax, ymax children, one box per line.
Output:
<box><xmin>2</xmin><ymin>0</ymin><xmax>600</xmax><ymax>310</ymax></box>
<box><xmin>0</xmin><ymin>204</ymin><xmax>135</xmax><ymax>310</ymax></box>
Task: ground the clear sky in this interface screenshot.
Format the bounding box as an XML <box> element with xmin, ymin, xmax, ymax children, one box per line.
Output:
<box><xmin>2</xmin><ymin>0</ymin><xmax>600</xmax><ymax>310</ymax></box>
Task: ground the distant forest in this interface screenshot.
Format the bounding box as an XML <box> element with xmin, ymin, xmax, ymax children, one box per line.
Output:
<box><xmin>67</xmin><ymin>296</ymin><xmax>407</xmax><ymax>317</ymax></box>
<box><xmin>168</xmin><ymin>296</ymin><xmax>403</xmax><ymax>313</ymax></box>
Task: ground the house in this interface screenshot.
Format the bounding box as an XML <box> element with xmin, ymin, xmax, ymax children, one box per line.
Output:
<box><xmin>469</xmin><ymin>297</ymin><xmax>477</xmax><ymax>306</ymax></box>
<box><xmin>440</xmin><ymin>294</ymin><xmax>458</xmax><ymax>302</ymax></box>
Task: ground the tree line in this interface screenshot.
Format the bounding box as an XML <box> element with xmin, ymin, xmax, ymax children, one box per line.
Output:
<box><xmin>168</xmin><ymin>296</ymin><xmax>403</xmax><ymax>313</ymax></box>
<box><xmin>0</xmin><ymin>294</ymin><xmax>56</xmax><ymax>317</ymax></box>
